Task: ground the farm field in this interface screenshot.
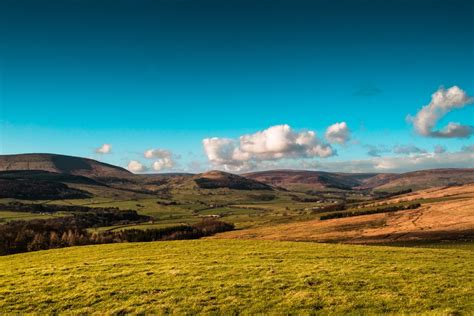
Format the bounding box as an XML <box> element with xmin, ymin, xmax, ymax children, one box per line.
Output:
<box><xmin>213</xmin><ymin>184</ymin><xmax>474</xmax><ymax>244</ymax></box>
<box><xmin>1</xmin><ymin>239</ymin><xmax>473</xmax><ymax>314</ymax></box>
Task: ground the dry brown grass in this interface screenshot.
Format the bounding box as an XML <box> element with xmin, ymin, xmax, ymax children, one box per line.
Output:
<box><xmin>213</xmin><ymin>184</ymin><xmax>474</xmax><ymax>244</ymax></box>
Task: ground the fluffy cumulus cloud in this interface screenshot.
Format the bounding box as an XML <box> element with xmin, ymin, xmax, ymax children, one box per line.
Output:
<box><xmin>127</xmin><ymin>160</ymin><xmax>146</xmax><ymax>173</ymax></box>
<box><xmin>95</xmin><ymin>144</ymin><xmax>112</xmax><ymax>154</ymax></box>
<box><xmin>144</xmin><ymin>149</ymin><xmax>172</xmax><ymax>159</ymax></box>
<box><xmin>408</xmin><ymin>86</ymin><xmax>474</xmax><ymax>138</ymax></box>
<box><xmin>393</xmin><ymin>144</ymin><xmax>427</xmax><ymax>155</ymax></box>
<box><xmin>203</xmin><ymin>124</ymin><xmax>335</xmax><ymax>171</ymax></box>
<box><xmin>152</xmin><ymin>157</ymin><xmax>174</xmax><ymax>171</ymax></box>
<box><xmin>325</xmin><ymin>122</ymin><xmax>351</xmax><ymax>144</ymax></box>
<box><xmin>144</xmin><ymin>148</ymin><xmax>176</xmax><ymax>171</ymax></box>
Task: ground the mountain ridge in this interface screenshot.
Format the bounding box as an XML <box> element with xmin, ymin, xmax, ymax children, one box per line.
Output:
<box><xmin>1</xmin><ymin>153</ymin><xmax>474</xmax><ymax>192</ymax></box>
<box><xmin>0</xmin><ymin>153</ymin><xmax>131</xmax><ymax>178</ymax></box>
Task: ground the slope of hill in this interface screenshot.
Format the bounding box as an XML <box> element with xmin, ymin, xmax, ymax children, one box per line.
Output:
<box><xmin>243</xmin><ymin>170</ymin><xmax>378</xmax><ymax>191</ymax></box>
<box><xmin>0</xmin><ymin>154</ymin><xmax>131</xmax><ymax>178</ymax></box>
<box><xmin>243</xmin><ymin>168</ymin><xmax>474</xmax><ymax>192</ymax></box>
<box><xmin>0</xmin><ymin>240</ymin><xmax>472</xmax><ymax>314</ymax></box>
<box><xmin>362</xmin><ymin>168</ymin><xmax>474</xmax><ymax>191</ymax></box>
<box><xmin>0</xmin><ymin>178</ymin><xmax>91</xmax><ymax>200</ymax></box>
<box><xmin>214</xmin><ymin>184</ymin><xmax>474</xmax><ymax>244</ymax></box>
<box><xmin>194</xmin><ymin>170</ymin><xmax>272</xmax><ymax>190</ymax></box>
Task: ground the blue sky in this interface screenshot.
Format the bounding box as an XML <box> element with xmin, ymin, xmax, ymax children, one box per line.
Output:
<box><xmin>1</xmin><ymin>0</ymin><xmax>473</xmax><ymax>173</ymax></box>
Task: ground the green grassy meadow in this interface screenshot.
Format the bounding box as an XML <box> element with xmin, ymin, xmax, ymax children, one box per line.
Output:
<box><xmin>0</xmin><ymin>239</ymin><xmax>472</xmax><ymax>314</ymax></box>
<box><xmin>0</xmin><ymin>184</ymin><xmax>339</xmax><ymax>231</ymax></box>
<box><xmin>0</xmin><ymin>210</ymin><xmax>65</xmax><ymax>223</ymax></box>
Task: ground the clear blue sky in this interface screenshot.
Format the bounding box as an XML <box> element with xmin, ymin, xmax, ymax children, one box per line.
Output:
<box><xmin>1</xmin><ymin>0</ymin><xmax>473</xmax><ymax>172</ymax></box>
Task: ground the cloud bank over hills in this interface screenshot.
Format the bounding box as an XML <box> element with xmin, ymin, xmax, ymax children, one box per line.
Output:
<box><xmin>104</xmin><ymin>85</ymin><xmax>474</xmax><ymax>174</ymax></box>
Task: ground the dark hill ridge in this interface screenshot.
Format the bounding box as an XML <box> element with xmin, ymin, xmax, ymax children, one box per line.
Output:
<box><xmin>194</xmin><ymin>170</ymin><xmax>272</xmax><ymax>190</ymax></box>
<box><xmin>243</xmin><ymin>170</ymin><xmax>380</xmax><ymax>190</ymax></box>
<box><xmin>0</xmin><ymin>153</ymin><xmax>131</xmax><ymax>178</ymax></box>
<box><xmin>1</xmin><ymin>154</ymin><xmax>473</xmax><ymax>192</ymax></box>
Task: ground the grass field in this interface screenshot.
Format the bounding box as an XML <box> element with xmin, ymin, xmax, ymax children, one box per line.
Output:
<box><xmin>0</xmin><ymin>239</ymin><xmax>473</xmax><ymax>314</ymax></box>
<box><xmin>214</xmin><ymin>184</ymin><xmax>474</xmax><ymax>244</ymax></box>
<box><xmin>0</xmin><ymin>210</ymin><xmax>65</xmax><ymax>223</ymax></box>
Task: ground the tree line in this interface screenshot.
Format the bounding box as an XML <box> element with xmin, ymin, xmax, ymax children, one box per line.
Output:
<box><xmin>0</xmin><ymin>215</ymin><xmax>234</xmax><ymax>255</ymax></box>
<box><xmin>320</xmin><ymin>203</ymin><xmax>421</xmax><ymax>220</ymax></box>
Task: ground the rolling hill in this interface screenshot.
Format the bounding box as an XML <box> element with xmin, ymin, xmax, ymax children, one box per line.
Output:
<box><xmin>361</xmin><ymin>168</ymin><xmax>474</xmax><ymax>191</ymax></box>
<box><xmin>243</xmin><ymin>168</ymin><xmax>474</xmax><ymax>192</ymax></box>
<box><xmin>243</xmin><ymin>170</ymin><xmax>378</xmax><ymax>191</ymax></box>
<box><xmin>194</xmin><ymin>170</ymin><xmax>272</xmax><ymax>190</ymax></box>
<box><xmin>2</xmin><ymin>154</ymin><xmax>474</xmax><ymax>193</ymax></box>
<box><xmin>214</xmin><ymin>183</ymin><xmax>474</xmax><ymax>244</ymax></box>
<box><xmin>0</xmin><ymin>153</ymin><xmax>131</xmax><ymax>178</ymax></box>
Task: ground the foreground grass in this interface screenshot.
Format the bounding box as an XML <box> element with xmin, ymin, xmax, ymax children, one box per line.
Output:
<box><xmin>0</xmin><ymin>240</ymin><xmax>473</xmax><ymax>314</ymax></box>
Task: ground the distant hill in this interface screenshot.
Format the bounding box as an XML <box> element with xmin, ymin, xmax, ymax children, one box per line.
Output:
<box><xmin>243</xmin><ymin>168</ymin><xmax>474</xmax><ymax>192</ymax></box>
<box><xmin>243</xmin><ymin>170</ymin><xmax>379</xmax><ymax>191</ymax></box>
<box><xmin>0</xmin><ymin>154</ymin><xmax>131</xmax><ymax>178</ymax></box>
<box><xmin>194</xmin><ymin>170</ymin><xmax>272</xmax><ymax>190</ymax></box>
<box><xmin>362</xmin><ymin>168</ymin><xmax>474</xmax><ymax>191</ymax></box>
<box><xmin>1</xmin><ymin>154</ymin><xmax>473</xmax><ymax>193</ymax></box>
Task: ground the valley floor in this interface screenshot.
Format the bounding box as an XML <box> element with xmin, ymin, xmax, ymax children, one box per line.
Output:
<box><xmin>0</xmin><ymin>240</ymin><xmax>473</xmax><ymax>314</ymax></box>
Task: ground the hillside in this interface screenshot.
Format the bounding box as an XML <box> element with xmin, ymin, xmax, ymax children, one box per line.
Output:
<box><xmin>214</xmin><ymin>184</ymin><xmax>474</xmax><ymax>244</ymax></box>
<box><xmin>243</xmin><ymin>168</ymin><xmax>474</xmax><ymax>192</ymax></box>
<box><xmin>0</xmin><ymin>154</ymin><xmax>131</xmax><ymax>178</ymax></box>
<box><xmin>243</xmin><ymin>170</ymin><xmax>378</xmax><ymax>191</ymax></box>
<box><xmin>194</xmin><ymin>170</ymin><xmax>272</xmax><ymax>190</ymax></box>
<box><xmin>364</xmin><ymin>168</ymin><xmax>474</xmax><ymax>191</ymax></box>
<box><xmin>2</xmin><ymin>154</ymin><xmax>473</xmax><ymax>193</ymax></box>
<box><xmin>0</xmin><ymin>240</ymin><xmax>472</xmax><ymax>314</ymax></box>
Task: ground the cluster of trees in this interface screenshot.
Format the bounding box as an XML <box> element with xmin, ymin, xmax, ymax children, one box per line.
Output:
<box><xmin>194</xmin><ymin>177</ymin><xmax>272</xmax><ymax>190</ymax></box>
<box><xmin>1</xmin><ymin>202</ymin><xmax>150</xmax><ymax>228</ymax></box>
<box><xmin>320</xmin><ymin>203</ymin><xmax>421</xmax><ymax>220</ymax></box>
<box><xmin>247</xmin><ymin>193</ymin><xmax>276</xmax><ymax>201</ymax></box>
<box><xmin>0</xmin><ymin>218</ymin><xmax>234</xmax><ymax>256</ymax></box>
<box><xmin>291</xmin><ymin>195</ymin><xmax>321</xmax><ymax>203</ymax></box>
<box><xmin>0</xmin><ymin>179</ymin><xmax>90</xmax><ymax>200</ymax></box>
<box><xmin>311</xmin><ymin>203</ymin><xmax>347</xmax><ymax>213</ymax></box>
<box><xmin>374</xmin><ymin>189</ymin><xmax>413</xmax><ymax>199</ymax></box>
<box><xmin>0</xmin><ymin>217</ymin><xmax>90</xmax><ymax>255</ymax></box>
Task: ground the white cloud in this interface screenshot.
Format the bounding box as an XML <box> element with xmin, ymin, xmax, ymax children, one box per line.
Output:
<box><xmin>393</xmin><ymin>144</ymin><xmax>427</xmax><ymax>155</ymax></box>
<box><xmin>127</xmin><ymin>160</ymin><xmax>146</xmax><ymax>173</ymax></box>
<box><xmin>143</xmin><ymin>148</ymin><xmax>177</xmax><ymax>172</ymax></box>
<box><xmin>408</xmin><ymin>86</ymin><xmax>474</xmax><ymax>138</ymax></box>
<box><xmin>144</xmin><ymin>149</ymin><xmax>172</xmax><ymax>159</ymax></box>
<box><xmin>370</xmin><ymin>151</ymin><xmax>474</xmax><ymax>172</ymax></box>
<box><xmin>152</xmin><ymin>157</ymin><xmax>174</xmax><ymax>171</ymax></box>
<box><xmin>296</xmin><ymin>150</ymin><xmax>474</xmax><ymax>173</ymax></box>
<box><xmin>203</xmin><ymin>124</ymin><xmax>335</xmax><ymax>171</ymax></box>
<box><xmin>325</xmin><ymin>122</ymin><xmax>351</xmax><ymax>144</ymax></box>
<box><xmin>95</xmin><ymin>144</ymin><xmax>112</xmax><ymax>154</ymax></box>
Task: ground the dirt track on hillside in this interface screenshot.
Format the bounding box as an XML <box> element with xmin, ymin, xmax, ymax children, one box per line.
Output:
<box><xmin>213</xmin><ymin>184</ymin><xmax>474</xmax><ymax>244</ymax></box>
